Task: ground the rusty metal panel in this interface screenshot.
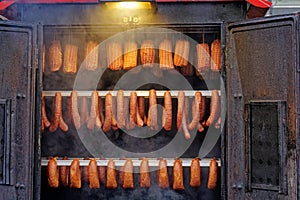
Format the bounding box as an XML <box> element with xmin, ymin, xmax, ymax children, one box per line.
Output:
<box><xmin>245</xmin><ymin>101</ymin><xmax>287</xmax><ymax>194</ymax></box>
<box><xmin>0</xmin><ymin>21</ymin><xmax>36</xmax><ymax>200</ymax></box>
<box><xmin>227</xmin><ymin>15</ymin><xmax>297</xmax><ymax>200</ymax></box>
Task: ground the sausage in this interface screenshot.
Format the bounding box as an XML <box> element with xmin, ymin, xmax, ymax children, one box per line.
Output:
<box><xmin>190</xmin><ymin>158</ymin><xmax>201</xmax><ymax>187</ymax></box>
<box><xmin>98</xmin><ymin>97</ymin><xmax>105</xmax><ymax>126</ymax></box>
<box><xmin>173</xmin><ymin>159</ymin><xmax>184</xmax><ymax>190</ymax></box>
<box><xmin>70</xmin><ymin>158</ymin><xmax>81</xmax><ymax>188</ymax></box>
<box><xmin>162</xmin><ymin>91</ymin><xmax>172</xmax><ymax>131</ymax></box>
<box><xmin>159</xmin><ymin>39</ymin><xmax>174</xmax><ymax>70</ymax></box>
<box><xmin>198</xmin><ymin>96</ymin><xmax>206</xmax><ymax>133</ymax></box>
<box><xmin>63</xmin><ymin>44</ymin><xmax>78</xmax><ymax>74</ymax></box>
<box><xmin>102</xmin><ymin>93</ymin><xmax>112</xmax><ymax>132</ymax></box>
<box><xmin>140</xmin><ymin>158</ymin><xmax>150</xmax><ymax>188</ymax></box>
<box><xmin>123</xmin><ymin>97</ymin><xmax>130</xmax><ymax>130</ymax></box>
<box><xmin>140</xmin><ymin>40</ymin><xmax>155</xmax><ymax>68</ymax></box>
<box><xmin>116</xmin><ymin>90</ymin><xmax>125</xmax><ymax>129</ymax></box>
<box><xmin>49</xmin><ymin>40</ymin><xmax>62</xmax><ymax>72</ymax></box>
<box><xmin>177</xmin><ymin>90</ymin><xmax>185</xmax><ymax>131</ymax></box>
<box><xmin>59</xmin><ymin>156</ymin><xmax>69</xmax><ymax>187</ymax></box>
<box><xmin>205</xmin><ymin>90</ymin><xmax>220</xmax><ymax>127</ymax></box>
<box><xmin>59</xmin><ymin>116</ymin><xmax>69</xmax><ymax>132</ymax></box>
<box><xmin>147</xmin><ymin>89</ymin><xmax>158</xmax><ymax>130</ymax></box>
<box><xmin>106</xmin><ymin>159</ymin><xmax>117</xmax><ymax>189</ymax></box>
<box><xmin>89</xmin><ymin>159</ymin><xmax>100</xmax><ymax>189</ymax></box>
<box><xmin>83</xmin><ymin>157</ymin><xmax>89</xmax><ymax>183</ymax></box>
<box><xmin>158</xmin><ymin>159</ymin><xmax>169</xmax><ymax>188</ymax></box>
<box><xmin>42</xmin><ymin>92</ymin><xmax>51</xmax><ymax>128</ymax></box>
<box><xmin>49</xmin><ymin>92</ymin><xmax>68</xmax><ymax>132</ymax></box>
<box><xmin>95</xmin><ymin>95</ymin><xmax>102</xmax><ymax>129</ymax></box>
<box><xmin>123</xmin><ymin>159</ymin><xmax>134</xmax><ymax>189</ymax></box>
<box><xmin>80</xmin><ymin>96</ymin><xmax>89</xmax><ymax>127</ymax></box>
<box><xmin>49</xmin><ymin>93</ymin><xmax>60</xmax><ymax>132</ymax></box>
<box><xmin>207</xmin><ymin>159</ymin><xmax>218</xmax><ymax>189</ymax></box>
<box><xmin>196</xmin><ymin>43</ymin><xmax>210</xmax><ymax>75</ymax></box>
<box><xmin>111</xmin><ymin>96</ymin><xmax>118</xmax><ymax>131</ymax></box>
<box><xmin>182</xmin><ymin>97</ymin><xmax>191</xmax><ymax>140</ymax></box>
<box><xmin>128</xmin><ymin>91</ymin><xmax>137</xmax><ymax>130</ymax></box>
<box><xmin>138</xmin><ymin>96</ymin><xmax>147</xmax><ymax>124</ymax></box>
<box><xmin>87</xmin><ymin>91</ymin><xmax>102</xmax><ymax>130</ymax></box>
<box><xmin>188</xmin><ymin>92</ymin><xmax>202</xmax><ymax>130</ymax></box>
<box><xmin>98</xmin><ymin>158</ymin><xmax>106</xmax><ymax>184</ymax></box>
<box><xmin>47</xmin><ymin>157</ymin><xmax>59</xmax><ymax>188</ymax></box>
<box><xmin>136</xmin><ymin>103</ymin><xmax>144</xmax><ymax>127</ymax></box>
<box><xmin>70</xmin><ymin>91</ymin><xmax>81</xmax><ymax>129</ymax></box>
<box><xmin>211</xmin><ymin>39</ymin><xmax>221</xmax><ymax>72</ymax></box>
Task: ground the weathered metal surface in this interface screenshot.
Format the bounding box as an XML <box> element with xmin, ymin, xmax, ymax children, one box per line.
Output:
<box><xmin>227</xmin><ymin>15</ymin><xmax>298</xmax><ymax>200</ymax></box>
<box><xmin>0</xmin><ymin>21</ymin><xmax>37</xmax><ymax>200</ymax></box>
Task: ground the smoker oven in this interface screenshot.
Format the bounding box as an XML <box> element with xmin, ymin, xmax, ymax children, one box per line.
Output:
<box><xmin>0</xmin><ymin>1</ymin><xmax>299</xmax><ymax>200</ymax></box>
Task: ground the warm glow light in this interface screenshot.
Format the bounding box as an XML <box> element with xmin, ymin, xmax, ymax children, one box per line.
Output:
<box><xmin>104</xmin><ymin>1</ymin><xmax>153</xmax><ymax>10</ymax></box>
<box><xmin>119</xmin><ymin>2</ymin><xmax>139</xmax><ymax>9</ymax></box>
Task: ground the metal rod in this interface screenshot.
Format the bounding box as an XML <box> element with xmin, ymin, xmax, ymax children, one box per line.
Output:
<box><xmin>43</xmin><ymin>90</ymin><xmax>220</xmax><ymax>97</ymax></box>
<box><xmin>41</xmin><ymin>158</ymin><xmax>220</xmax><ymax>167</ymax></box>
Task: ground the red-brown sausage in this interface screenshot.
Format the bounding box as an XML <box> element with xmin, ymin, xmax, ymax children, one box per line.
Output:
<box><xmin>87</xmin><ymin>91</ymin><xmax>101</xmax><ymax>129</ymax></box>
<box><xmin>111</xmin><ymin>96</ymin><xmax>118</xmax><ymax>131</ymax></box>
<box><xmin>173</xmin><ymin>159</ymin><xmax>184</xmax><ymax>190</ymax></box>
<box><xmin>128</xmin><ymin>91</ymin><xmax>137</xmax><ymax>130</ymax></box>
<box><xmin>147</xmin><ymin>89</ymin><xmax>158</xmax><ymax>130</ymax></box>
<box><xmin>50</xmin><ymin>92</ymin><xmax>68</xmax><ymax>132</ymax></box>
<box><xmin>47</xmin><ymin>157</ymin><xmax>59</xmax><ymax>188</ymax></box>
<box><xmin>207</xmin><ymin>158</ymin><xmax>218</xmax><ymax>189</ymax></box>
<box><xmin>182</xmin><ymin>97</ymin><xmax>191</xmax><ymax>140</ymax></box>
<box><xmin>136</xmin><ymin>103</ymin><xmax>144</xmax><ymax>127</ymax></box>
<box><xmin>190</xmin><ymin>158</ymin><xmax>201</xmax><ymax>187</ymax></box>
<box><xmin>80</xmin><ymin>96</ymin><xmax>89</xmax><ymax>127</ymax></box>
<box><xmin>42</xmin><ymin>92</ymin><xmax>51</xmax><ymax>128</ymax></box>
<box><xmin>205</xmin><ymin>90</ymin><xmax>220</xmax><ymax>127</ymax></box>
<box><xmin>198</xmin><ymin>96</ymin><xmax>206</xmax><ymax>133</ymax></box>
<box><xmin>140</xmin><ymin>158</ymin><xmax>150</xmax><ymax>188</ymax></box>
<box><xmin>106</xmin><ymin>159</ymin><xmax>117</xmax><ymax>189</ymax></box>
<box><xmin>177</xmin><ymin>90</ymin><xmax>185</xmax><ymax>131</ymax></box>
<box><xmin>70</xmin><ymin>91</ymin><xmax>81</xmax><ymax>130</ymax></box>
<box><xmin>123</xmin><ymin>159</ymin><xmax>134</xmax><ymax>189</ymax></box>
<box><xmin>88</xmin><ymin>159</ymin><xmax>100</xmax><ymax>189</ymax></box>
<box><xmin>70</xmin><ymin>159</ymin><xmax>81</xmax><ymax>188</ymax></box>
<box><xmin>188</xmin><ymin>92</ymin><xmax>202</xmax><ymax>130</ymax></box>
<box><xmin>59</xmin><ymin>156</ymin><xmax>69</xmax><ymax>187</ymax></box>
<box><xmin>98</xmin><ymin>97</ymin><xmax>105</xmax><ymax>126</ymax></box>
<box><xmin>138</xmin><ymin>96</ymin><xmax>147</xmax><ymax>124</ymax></box>
<box><xmin>158</xmin><ymin>159</ymin><xmax>169</xmax><ymax>188</ymax></box>
<box><xmin>117</xmin><ymin>90</ymin><xmax>125</xmax><ymax>129</ymax></box>
<box><xmin>162</xmin><ymin>91</ymin><xmax>172</xmax><ymax>131</ymax></box>
<box><xmin>103</xmin><ymin>93</ymin><xmax>112</xmax><ymax>132</ymax></box>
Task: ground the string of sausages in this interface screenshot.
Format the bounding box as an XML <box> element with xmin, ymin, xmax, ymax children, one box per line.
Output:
<box><xmin>42</xmin><ymin>90</ymin><xmax>221</xmax><ymax>137</ymax></box>
<box><xmin>46</xmin><ymin>39</ymin><xmax>221</xmax><ymax>75</ymax></box>
<box><xmin>47</xmin><ymin>157</ymin><xmax>218</xmax><ymax>190</ymax></box>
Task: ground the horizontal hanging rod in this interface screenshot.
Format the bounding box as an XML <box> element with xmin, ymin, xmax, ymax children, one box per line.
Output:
<box><xmin>41</xmin><ymin>158</ymin><xmax>220</xmax><ymax>167</ymax></box>
<box><xmin>43</xmin><ymin>90</ymin><xmax>221</xmax><ymax>97</ymax></box>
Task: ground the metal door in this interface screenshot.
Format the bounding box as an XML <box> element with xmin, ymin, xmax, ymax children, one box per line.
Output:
<box><xmin>0</xmin><ymin>21</ymin><xmax>37</xmax><ymax>200</ymax></box>
<box><xmin>226</xmin><ymin>15</ymin><xmax>298</xmax><ymax>199</ymax></box>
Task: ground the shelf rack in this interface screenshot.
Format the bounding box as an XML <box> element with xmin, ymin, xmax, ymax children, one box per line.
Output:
<box><xmin>41</xmin><ymin>158</ymin><xmax>220</xmax><ymax>167</ymax></box>
<box><xmin>43</xmin><ymin>90</ymin><xmax>221</xmax><ymax>97</ymax></box>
